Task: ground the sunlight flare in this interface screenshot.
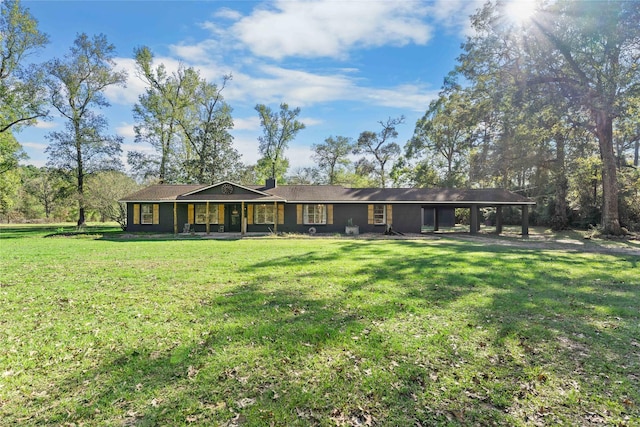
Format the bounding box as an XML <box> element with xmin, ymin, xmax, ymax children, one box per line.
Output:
<box><xmin>504</xmin><ymin>0</ymin><xmax>538</xmax><ymax>25</ymax></box>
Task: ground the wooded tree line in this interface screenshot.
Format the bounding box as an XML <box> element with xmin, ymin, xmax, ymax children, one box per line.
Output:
<box><xmin>1</xmin><ymin>0</ymin><xmax>638</xmax><ymax>232</ymax></box>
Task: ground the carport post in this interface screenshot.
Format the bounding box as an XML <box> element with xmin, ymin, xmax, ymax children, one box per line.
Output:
<box><xmin>522</xmin><ymin>205</ymin><xmax>529</xmax><ymax>237</ymax></box>
<box><xmin>470</xmin><ymin>205</ymin><xmax>479</xmax><ymax>235</ymax></box>
<box><xmin>495</xmin><ymin>206</ymin><xmax>503</xmax><ymax>234</ymax></box>
<box><xmin>433</xmin><ymin>207</ymin><xmax>439</xmax><ymax>232</ymax></box>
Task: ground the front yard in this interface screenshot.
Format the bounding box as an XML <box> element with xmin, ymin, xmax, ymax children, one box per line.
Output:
<box><xmin>1</xmin><ymin>225</ymin><xmax>638</xmax><ymax>425</ymax></box>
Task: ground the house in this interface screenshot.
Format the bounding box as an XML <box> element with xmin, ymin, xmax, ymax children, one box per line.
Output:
<box><xmin>120</xmin><ymin>179</ymin><xmax>535</xmax><ymax>236</ymax></box>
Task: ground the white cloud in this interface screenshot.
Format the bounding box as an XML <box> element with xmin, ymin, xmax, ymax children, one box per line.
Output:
<box><xmin>358</xmin><ymin>85</ymin><xmax>439</xmax><ymax>112</ymax></box>
<box><xmin>234</xmin><ymin>116</ymin><xmax>261</xmax><ymax>131</ymax></box>
<box><xmin>104</xmin><ymin>57</ymin><xmax>144</xmax><ymax>105</ymax></box>
<box><xmin>230</xmin><ymin>0</ymin><xmax>433</xmax><ymax>60</ymax></box>
<box><xmin>231</xmin><ymin>133</ymin><xmax>260</xmax><ymax>164</ymax></box>
<box><xmin>231</xmin><ymin>63</ymin><xmax>437</xmax><ymax>112</ymax></box>
<box><xmin>34</xmin><ymin>120</ymin><xmax>57</xmax><ymax>129</ymax></box>
<box><xmin>299</xmin><ymin>116</ymin><xmax>323</xmax><ymax>127</ymax></box>
<box><xmin>428</xmin><ymin>0</ymin><xmax>484</xmax><ymax>35</ymax></box>
<box><xmin>213</xmin><ymin>7</ymin><xmax>243</xmax><ymax>21</ymax></box>
<box><xmin>116</xmin><ymin>123</ymin><xmax>136</xmax><ymax>139</ymax></box>
<box><xmin>285</xmin><ymin>144</ymin><xmax>315</xmax><ymax>168</ymax></box>
<box><xmin>21</xmin><ymin>142</ymin><xmax>48</xmax><ymax>150</ymax></box>
<box><xmin>225</xmin><ymin>65</ymin><xmax>356</xmax><ymax>107</ymax></box>
<box><xmin>169</xmin><ymin>39</ymin><xmax>223</xmax><ymax>63</ymax></box>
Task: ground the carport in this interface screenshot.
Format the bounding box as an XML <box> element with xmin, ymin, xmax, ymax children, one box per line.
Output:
<box><xmin>419</xmin><ymin>189</ymin><xmax>535</xmax><ymax>236</ymax></box>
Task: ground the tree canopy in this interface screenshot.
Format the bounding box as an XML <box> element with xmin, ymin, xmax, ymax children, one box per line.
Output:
<box><xmin>255</xmin><ymin>103</ymin><xmax>305</xmax><ymax>182</ymax></box>
<box><xmin>0</xmin><ymin>0</ymin><xmax>49</xmax><ymax>134</ymax></box>
<box><xmin>45</xmin><ymin>33</ymin><xmax>127</xmax><ymax>226</ymax></box>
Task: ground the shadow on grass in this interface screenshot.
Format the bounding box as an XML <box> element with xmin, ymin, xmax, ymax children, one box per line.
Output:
<box><xmin>0</xmin><ymin>224</ymin><xmax>123</xmax><ymax>240</ymax></box>
<box><xmin>8</xmin><ymin>240</ymin><xmax>639</xmax><ymax>426</ymax></box>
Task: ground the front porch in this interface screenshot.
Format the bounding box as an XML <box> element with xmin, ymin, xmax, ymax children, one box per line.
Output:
<box><xmin>173</xmin><ymin>201</ymin><xmax>284</xmax><ymax>235</ymax></box>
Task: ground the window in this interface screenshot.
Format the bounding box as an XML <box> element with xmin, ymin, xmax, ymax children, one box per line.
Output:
<box><xmin>373</xmin><ymin>205</ymin><xmax>386</xmax><ymax>225</ymax></box>
<box><xmin>304</xmin><ymin>204</ymin><xmax>326</xmax><ymax>225</ymax></box>
<box><xmin>195</xmin><ymin>204</ymin><xmax>218</xmax><ymax>224</ymax></box>
<box><xmin>254</xmin><ymin>204</ymin><xmax>275</xmax><ymax>224</ymax></box>
<box><xmin>141</xmin><ymin>204</ymin><xmax>154</xmax><ymax>224</ymax></box>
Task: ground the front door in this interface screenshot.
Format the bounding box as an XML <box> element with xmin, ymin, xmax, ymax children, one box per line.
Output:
<box><xmin>226</xmin><ymin>204</ymin><xmax>242</xmax><ymax>232</ymax></box>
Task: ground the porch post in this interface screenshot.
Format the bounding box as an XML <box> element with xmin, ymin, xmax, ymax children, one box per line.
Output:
<box><xmin>522</xmin><ymin>205</ymin><xmax>529</xmax><ymax>237</ymax></box>
<box><xmin>206</xmin><ymin>202</ymin><xmax>210</xmax><ymax>235</ymax></box>
<box><xmin>470</xmin><ymin>205</ymin><xmax>479</xmax><ymax>235</ymax></box>
<box><xmin>173</xmin><ymin>202</ymin><xmax>178</xmax><ymax>234</ymax></box>
<box><xmin>241</xmin><ymin>201</ymin><xmax>245</xmax><ymax>235</ymax></box>
<box><xmin>274</xmin><ymin>201</ymin><xmax>278</xmax><ymax>233</ymax></box>
<box><xmin>495</xmin><ymin>206</ymin><xmax>503</xmax><ymax>234</ymax></box>
<box><xmin>433</xmin><ymin>207</ymin><xmax>439</xmax><ymax>232</ymax></box>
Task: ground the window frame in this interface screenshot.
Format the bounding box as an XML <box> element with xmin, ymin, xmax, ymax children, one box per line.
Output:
<box><xmin>303</xmin><ymin>204</ymin><xmax>327</xmax><ymax>225</ymax></box>
<box><xmin>141</xmin><ymin>204</ymin><xmax>154</xmax><ymax>224</ymax></box>
<box><xmin>254</xmin><ymin>204</ymin><xmax>276</xmax><ymax>224</ymax></box>
<box><xmin>195</xmin><ymin>204</ymin><xmax>218</xmax><ymax>224</ymax></box>
<box><xmin>373</xmin><ymin>204</ymin><xmax>386</xmax><ymax>225</ymax></box>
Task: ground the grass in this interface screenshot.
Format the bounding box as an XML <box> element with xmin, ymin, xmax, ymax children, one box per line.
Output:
<box><xmin>1</xmin><ymin>224</ymin><xmax>639</xmax><ymax>426</ymax></box>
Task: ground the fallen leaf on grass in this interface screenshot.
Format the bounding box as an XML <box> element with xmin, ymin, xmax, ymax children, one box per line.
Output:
<box><xmin>236</xmin><ymin>397</ymin><xmax>255</xmax><ymax>408</ymax></box>
<box><xmin>188</xmin><ymin>365</ymin><xmax>199</xmax><ymax>379</ymax></box>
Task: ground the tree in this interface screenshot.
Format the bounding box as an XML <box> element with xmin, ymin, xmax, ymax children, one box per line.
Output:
<box><xmin>255</xmin><ymin>103</ymin><xmax>305</xmax><ymax>181</ymax></box>
<box><xmin>129</xmin><ymin>46</ymin><xmax>187</xmax><ymax>183</ymax></box>
<box><xmin>45</xmin><ymin>33</ymin><xmax>127</xmax><ymax>227</ymax></box>
<box><xmin>0</xmin><ymin>0</ymin><xmax>49</xmax><ymax>134</ymax></box>
<box><xmin>0</xmin><ymin>130</ymin><xmax>26</xmax><ymax>175</ymax></box>
<box><xmin>407</xmin><ymin>92</ymin><xmax>473</xmax><ymax>187</ymax></box>
<box><xmin>354</xmin><ymin>116</ymin><xmax>404</xmax><ymax>188</ymax></box>
<box><xmin>287</xmin><ymin>167</ymin><xmax>321</xmax><ymax>185</ymax></box>
<box><xmin>0</xmin><ymin>133</ymin><xmax>22</xmax><ymax>220</ymax></box>
<box><xmin>85</xmin><ymin>170</ymin><xmax>140</xmax><ymax>229</ymax></box>
<box><xmin>177</xmin><ymin>74</ymin><xmax>242</xmax><ymax>184</ymax></box>
<box><xmin>22</xmin><ymin>166</ymin><xmax>73</xmax><ymax>219</ymax></box>
<box><xmin>312</xmin><ymin>136</ymin><xmax>353</xmax><ymax>185</ymax></box>
<box><xmin>457</xmin><ymin>0</ymin><xmax>640</xmax><ymax>234</ymax></box>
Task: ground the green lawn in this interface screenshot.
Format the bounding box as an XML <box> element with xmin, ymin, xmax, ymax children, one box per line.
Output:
<box><xmin>1</xmin><ymin>225</ymin><xmax>638</xmax><ymax>426</ymax></box>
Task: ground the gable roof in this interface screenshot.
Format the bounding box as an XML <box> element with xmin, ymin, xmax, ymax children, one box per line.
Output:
<box><xmin>121</xmin><ymin>183</ymin><xmax>534</xmax><ymax>205</ymax></box>
<box><xmin>180</xmin><ymin>181</ymin><xmax>272</xmax><ymax>197</ymax></box>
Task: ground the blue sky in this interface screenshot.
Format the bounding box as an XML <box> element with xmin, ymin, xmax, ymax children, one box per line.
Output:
<box><xmin>18</xmin><ymin>0</ymin><xmax>484</xmax><ymax>173</ymax></box>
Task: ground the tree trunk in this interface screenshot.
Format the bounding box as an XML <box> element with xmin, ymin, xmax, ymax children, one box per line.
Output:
<box><xmin>551</xmin><ymin>133</ymin><xmax>569</xmax><ymax>230</ymax></box>
<box><xmin>76</xmin><ymin>122</ymin><xmax>86</xmax><ymax>228</ymax></box>
<box><xmin>595</xmin><ymin>110</ymin><xmax>621</xmax><ymax>235</ymax></box>
<box><xmin>634</xmin><ymin>138</ymin><xmax>639</xmax><ymax>167</ymax></box>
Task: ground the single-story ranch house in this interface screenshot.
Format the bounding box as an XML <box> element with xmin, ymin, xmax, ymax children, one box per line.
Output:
<box><xmin>120</xmin><ymin>179</ymin><xmax>535</xmax><ymax>236</ymax></box>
